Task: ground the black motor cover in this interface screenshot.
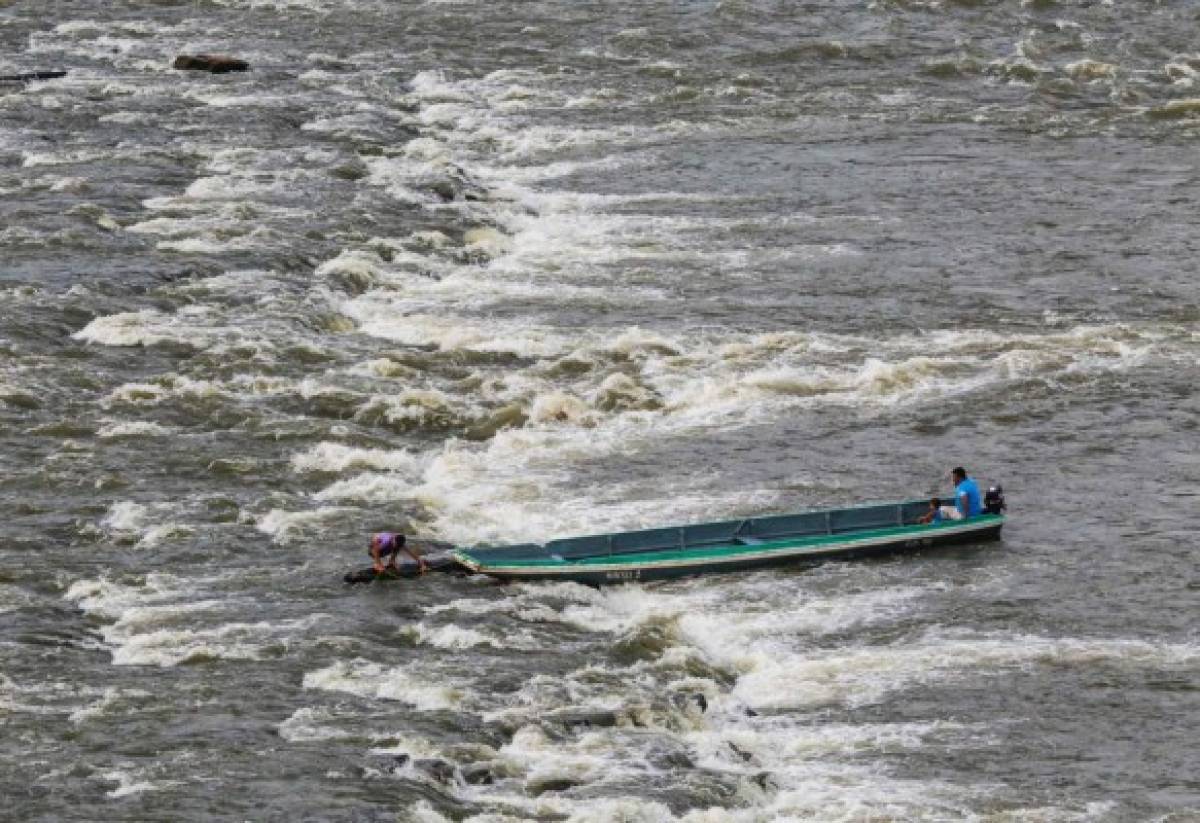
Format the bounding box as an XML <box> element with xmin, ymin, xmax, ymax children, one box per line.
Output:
<box><xmin>983</xmin><ymin>485</ymin><xmax>1006</xmax><ymax>515</ymax></box>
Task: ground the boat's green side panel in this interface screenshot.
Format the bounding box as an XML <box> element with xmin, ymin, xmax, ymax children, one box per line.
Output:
<box><xmin>454</xmin><ymin>515</ymin><xmax>1005</xmax><ymax>584</ymax></box>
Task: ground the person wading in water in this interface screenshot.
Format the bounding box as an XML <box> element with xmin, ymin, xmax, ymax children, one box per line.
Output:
<box><xmin>369</xmin><ymin>532</ymin><xmax>428</xmax><ymax>574</ymax></box>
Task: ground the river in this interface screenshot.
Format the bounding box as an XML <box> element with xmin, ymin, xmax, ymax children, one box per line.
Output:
<box><xmin>1</xmin><ymin>1</ymin><xmax>1198</xmax><ymax>820</ymax></box>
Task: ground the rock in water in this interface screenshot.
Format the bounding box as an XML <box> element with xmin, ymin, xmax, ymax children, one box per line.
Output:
<box><xmin>413</xmin><ymin>758</ymin><xmax>457</xmax><ymax>783</ymax></box>
<box><xmin>461</xmin><ymin>764</ymin><xmax>495</xmax><ymax>785</ymax></box>
<box><xmin>173</xmin><ymin>55</ymin><xmax>250</xmax><ymax>73</ymax></box>
<box><xmin>0</xmin><ymin>71</ymin><xmax>68</xmax><ymax>83</ymax></box>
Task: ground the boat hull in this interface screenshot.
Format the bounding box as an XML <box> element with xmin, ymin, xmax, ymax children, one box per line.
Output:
<box><xmin>454</xmin><ymin>515</ymin><xmax>1004</xmax><ymax>585</ymax></box>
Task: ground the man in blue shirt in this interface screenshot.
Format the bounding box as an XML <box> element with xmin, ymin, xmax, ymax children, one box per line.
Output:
<box><xmin>950</xmin><ymin>467</ymin><xmax>982</xmax><ymax>518</ymax></box>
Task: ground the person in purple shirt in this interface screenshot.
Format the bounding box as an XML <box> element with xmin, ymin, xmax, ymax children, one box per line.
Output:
<box><xmin>369</xmin><ymin>532</ymin><xmax>428</xmax><ymax>574</ymax></box>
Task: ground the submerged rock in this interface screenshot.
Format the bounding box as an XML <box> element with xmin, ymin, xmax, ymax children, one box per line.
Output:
<box><xmin>461</xmin><ymin>764</ymin><xmax>495</xmax><ymax>785</ymax></box>
<box><xmin>544</xmin><ymin>708</ymin><xmax>622</xmax><ymax>730</ymax></box>
<box><xmin>672</xmin><ymin>692</ymin><xmax>708</xmax><ymax>714</ymax></box>
<box><xmin>648</xmin><ymin>748</ymin><xmax>696</xmax><ymax>770</ymax></box>
<box><xmin>389</xmin><ymin>754</ymin><xmax>459</xmax><ymax>784</ymax></box>
<box><xmin>728</xmin><ymin>741</ymin><xmax>756</xmax><ymax>763</ymax></box>
<box><xmin>750</xmin><ymin>771</ymin><xmax>775</xmax><ymax>791</ymax></box>
<box><xmin>527</xmin><ymin>776</ymin><xmax>583</xmax><ymax>796</ymax></box>
<box><xmin>414</xmin><ymin>758</ymin><xmax>457</xmax><ymax>784</ymax></box>
<box><xmin>173</xmin><ymin>54</ymin><xmax>250</xmax><ymax>73</ymax></box>
<box><xmin>0</xmin><ymin>71</ymin><xmax>67</xmax><ymax>83</ymax></box>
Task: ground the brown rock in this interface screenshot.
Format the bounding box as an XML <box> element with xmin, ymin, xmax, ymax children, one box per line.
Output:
<box><xmin>173</xmin><ymin>54</ymin><xmax>249</xmax><ymax>73</ymax></box>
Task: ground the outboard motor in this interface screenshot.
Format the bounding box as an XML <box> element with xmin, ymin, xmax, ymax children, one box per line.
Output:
<box><xmin>983</xmin><ymin>484</ymin><xmax>1006</xmax><ymax>515</ymax></box>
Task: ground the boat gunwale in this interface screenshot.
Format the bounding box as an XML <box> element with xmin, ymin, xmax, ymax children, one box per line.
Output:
<box><xmin>453</xmin><ymin>514</ymin><xmax>1004</xmax><ymax>574</ymax></box>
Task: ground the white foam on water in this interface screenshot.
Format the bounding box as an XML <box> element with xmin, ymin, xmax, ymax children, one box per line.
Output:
<box><xmin>360</xmin><ymin>154</ymin><xmax>459</xmax><ymax>205</ymax></box>
<box><xmin>98</xmin><ymin>598</ymin><xmax>227</xmax><ymax>635</ymax></box>
<box><xmin>313</xmin><ymin>472</ymin><xmax>417</xmax><ymax>504</ymax></box>
<box><xmin>402</xmin><ymin>621</ymin><xmax>539</xmax><ymax>651</ymax></box>
<box><xmin>412</xmin><ymin>433</ymin><xmax>783</xmax><ymax>545</ymax></box>
<box><xmin>155</xmin><ymin>228</ymin><xmax>284</xmax><ymax>255</ymax></box>
<box><xmin>253</xmin><ymin>64</ymin><xmax>1200</xmax><ymax>819</ymax></box>
<box><xmin>73</xmin><ymin>309</ymin><xmax>196</xmax><ymax>347</ymax></box>
<box><xmin>97</xmin><ymin>420</ymin><xmax>176</xmax><ymax>439</ymax></box>
<box><xmin>403</xmin><ymin>623</ymin><xmax>493</xmax><ymax>650</ymax></box>
<box><xmin>751</xmin><ymin>784</ymin><xmax>1116</xmax><ymax>823</ymax></box>
<box><xmin>291</xmin><ymin>442</ymin><xmax>421</xmax><ymax>475</ymax></box>
<box><xmin>284</xmin><ymin>713</ymin><xmax>459</xmax><ymax>754</ymax></box>
<box><xmin>99</xmin><ymin>501</ymin><xmax>193</xmax><ymax>549</ymax></box>
<box><xmin>494</xmin><ymin>723</ymin><xmax>651</xmax><ymax>797</ymax></box>
<box><xmin>332</xmin><ymin>247</ymin><xmax>641</xmax><ymax>312</ymax></box>
<box><xmin>733</xmin><ymin>629</ymin><xmax>1200</xmax><ymax>712</ymax></box>
<box><xmin>99</xmin><ymin>769</ymin><xmax>164</xmax><ymax>799</ymax></box>
<box><xmin>66</xmin><ymin>572</ymin><xmax>325</xmax><ymax>666</ymax></box>
<box><xmin>635</xmin><ymin>583</ymin><xmax>941</xmax><ymax>678</ymax></box>
<box><xmin>21</xmin><ymin>148</ymin><xmax>115</xmax><ymax>168</ymax></box>
<box><xmin>405</xmin><ymin>67</ymin><xmax>782</xmax><ymax>169</ymax></box>
<box><xmin>104</xmin><ymin>614</ymin><xmax>323</xmax><ymax>667</ymax></box>
<box><xmin>255</xmin><ymin>506</ymin><xmax>354</xmax><ymax>544</ymax></box>
<box><xmin>692</xmin><ymin>718</ymin><xmax>982</xmax><ymax>768</ymax></box>
<box><xmin>98</xmin><ymin>110</ymin><xmax>156</xmax><ymax>125</ymax></box>
<box><xmin>402</xmin><ymin>802</ymin><xmax>453</xmax><ymax>823</ymax></box>
<box><xmin>66</xmin><ymin>573</ymin><xmax>196</xmax><ymax>622</ymax></box>
<box><xmin>315</xmin><ymin>249</ymin><xmax>386</xmax><ymax>289</ymax></box>
<box><xmin>277</xmin><ymin>707</ymin><xmax>360</xmax><ymax>743</ymax></box>
<box><xmin>355</xmin><ymin>386</ymin><xmax>473</xmax><ymax>428</ymax></box>
<box><xmin>1066</xmin><ymin>59</ymin><xmax>1118</xmax><ymax>81</ymax></box>
<box><xmin>198</xmin><ymin>93</ymin><xmax>291</xmax><ymax>109</ymax></box>
<box><xmin>367</xmin><ymin>320</ymin><xmax>1180</xmax><ymax>546</ymax></box>
<box><xmin>68</xmin><ymin>687</ymin><xmax>153</xmax><ymax>725</ymax></box>
<box><xmin>102</xmin><ymin>375</ymin><xmax>227</xmax><ymax>407</ymax></box>
<box><xmin>318</xmin><ymin>67</ymin><xmax>1194</xmax><ymax>557</ymax></box>
<box><xmin>127</xmin><ymin>205</ymin><xmax>304</xmax><ymax>254</ymax></box>
<box><xmin>341</xmin><ymin>302</ymin><xmax>572</xmax><ymax>358</ymax></box>
<box><xmin>340</xmin><ymin>64</ymin><xmax>1181</xmax><ymax>475</ymax></box>
<box><xmin>421</xmin><ymin>589</ymin><xmax>544</xmax><ymax>620</ymax></box>
<box><xmin>302</xmin><ymin>659</ymin><xmax>462</xmax><ymax>711</ymax></box>
<box><xmin>100</xmin><ymin>501</ymin><xmax>158</xmax><ymax>533</ymax></box>
<box><xmin>419</xmin><ymin>439</ymin><xmax>1184</xmax><ymax>814</ymax></box>
<box><xmin>74</xmin><ymin>308</ymin><xmax>224</xmax><ymax>349</ymax></box>
<box><xmin>96</xmin><ymin>366</ymin><xmax>310</xmax><ymax>415</ymax></box>
<box><xmin>552</xmin><ymin>799</ymin><xmax>676</xmax><ymax>823</ymax></box>
<box><xmin>135</xmin><ymin>146</ymin><xmax>335</xmax><ymax>246</ymax></box>
<box><xmin>473</xmin><ymin>580</ymin><xmax>937</xmax><ymax>719</ymax></box>
<box><xmin>207</xmin><ymin>0</ymin><xmax>370</xmax><ymax>11</ymax></box>
<box><xmin>448</xmin><ymin>575</ymin><xmax>1157</xmax><ymax>820</ymax></box>
<box><xmin>126</xmin><ymin>212</ymin><xmax>254</xmax><ymax>240</ymax></box>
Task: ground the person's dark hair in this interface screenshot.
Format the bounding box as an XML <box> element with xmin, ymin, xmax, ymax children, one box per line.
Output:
<box><xmin>394</xmin><ymin>533</ymin><xmax>406</xmax><ymax>547</ymax></box>
<box><xmin>952</xmin><ymin>467</ymin><xmax>966</xmax><ymax>480</ymax></box>
<box><xmin>930</xmin><ymin>497</ymin><xmax>940</xmax><ymax>506</ymax></box>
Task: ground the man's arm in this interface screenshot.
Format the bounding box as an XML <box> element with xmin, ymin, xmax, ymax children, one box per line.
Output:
<box><xmin>371</xmin><ymin>544</ymin><xmax>384</xmax><ymax>572</ymax></box>
<box><xmin>404</xmin><ymin>545</ymin><xmax>429</xmax><ymax>572</ymax></box>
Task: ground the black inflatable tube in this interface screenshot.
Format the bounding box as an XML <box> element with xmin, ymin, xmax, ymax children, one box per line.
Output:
<box><xmin>343</xmin><ymin>551</ymin><xmax>465</xmax><ymax>584</ymax></box>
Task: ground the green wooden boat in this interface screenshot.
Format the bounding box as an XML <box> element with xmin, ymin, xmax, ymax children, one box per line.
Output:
<box><xmin>453</xmin><ymin>496</ymin><xmax>1006</xmax><ymax>585</ymax></box>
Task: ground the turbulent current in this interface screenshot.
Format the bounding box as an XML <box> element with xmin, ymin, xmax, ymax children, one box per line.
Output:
<box><xmin>2</xmin><ymin>1</ymin><xmax>1198</xmax><ymax>820</ymax></box>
